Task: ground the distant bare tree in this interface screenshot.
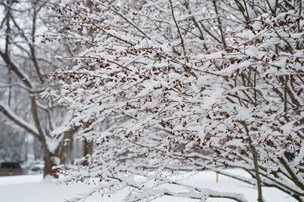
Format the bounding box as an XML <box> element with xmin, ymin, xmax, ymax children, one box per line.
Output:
<box><xmin>0</xmin><ymin>0</ymin><xmax>80</xmax><ymax>176</ymax></box>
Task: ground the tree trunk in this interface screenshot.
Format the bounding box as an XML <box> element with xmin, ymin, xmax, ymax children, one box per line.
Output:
<box><xmin>43</xmin><ymin>149</ymin><xmax>61</xmax><ymax>178</ymax></box>
<box><xmin>250</xmin><ymin>143</ymin><xmax>264</xmax><ymax>202</ymax></box>
<box><xmin>83</xmin><ymin>140</ymin><xmax>93</xmax><ymax>156</ymax></box>
<box><xmin>239</xmin><ymin>121</ymin><xmax>264</xmax><ymax>202</ymax></box>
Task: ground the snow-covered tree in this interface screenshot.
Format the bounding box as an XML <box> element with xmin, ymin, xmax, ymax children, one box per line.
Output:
<box><xmin>48</xmin><ymin>0</ymin><xmax>304</xmax><ymax>201</ymax></box>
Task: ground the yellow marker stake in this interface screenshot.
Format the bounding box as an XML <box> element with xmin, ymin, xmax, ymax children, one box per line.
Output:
<box><xmin>216</xmin><ymin>172</ymin><xmax>219</xmax><ymax>183</ymax></box>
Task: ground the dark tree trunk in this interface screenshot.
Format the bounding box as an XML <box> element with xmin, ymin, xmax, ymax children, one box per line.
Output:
<box><xmin>43</xmin><ymin>150</ymin><xmax>57</xmax><ymax>178</ymax></box>
<box><xmin>83</xmin><ymin>140</ymin><xmax>93</xmax><ymax>156</ymax></box>
<box><xmin>43</xmin><ymin>144</ymin><xmax>65</xmax><ymax>178</ymax></box>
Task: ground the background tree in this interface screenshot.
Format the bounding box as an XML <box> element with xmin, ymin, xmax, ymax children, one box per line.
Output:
<box><xmin>0</xmin><ymin>0</ymin><xmax>82</xmax><ymax>176</ymax></box>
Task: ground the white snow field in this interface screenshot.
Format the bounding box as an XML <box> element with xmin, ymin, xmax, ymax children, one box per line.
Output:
<box><xmin>0</xmin><ymin>170</ymin><xmax>296</xmax><ymax>202</ymax></box>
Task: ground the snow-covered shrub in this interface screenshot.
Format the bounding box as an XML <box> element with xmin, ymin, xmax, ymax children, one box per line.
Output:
<box><xmin>47</xmin><ymin>0</ymin><xmax>304</xmax><ymax>201</ymax></box>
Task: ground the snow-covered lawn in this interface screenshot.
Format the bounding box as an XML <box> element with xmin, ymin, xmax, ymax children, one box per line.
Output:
<box><xmin>0</xmin><ymin>170</ymin><xmax>295</xmax><ymax>202</ymax></box>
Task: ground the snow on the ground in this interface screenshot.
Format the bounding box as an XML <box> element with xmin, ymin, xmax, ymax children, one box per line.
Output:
<box><xmin>0</xmin><ymin>170</ymin><xmax>296</xmax><ymax>202</ymax></box>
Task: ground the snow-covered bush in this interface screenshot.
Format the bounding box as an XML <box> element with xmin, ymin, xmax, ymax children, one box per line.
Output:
<box><xmin>47</xmin><ymin>0</ymin><xmax>304</xmax><ymax>201</ymax></box>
